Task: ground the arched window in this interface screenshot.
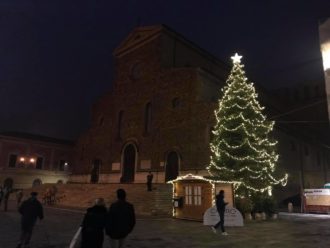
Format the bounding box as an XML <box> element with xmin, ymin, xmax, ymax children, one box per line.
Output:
<box><xmin>117</xmin><ymin>111</ymin><xmax>124</xmax><ymax>139</ymax></box>
<box><xmin>144</xmin><ymin>102</ymin><xmax>152</xmax><ymax>134</ymax></box>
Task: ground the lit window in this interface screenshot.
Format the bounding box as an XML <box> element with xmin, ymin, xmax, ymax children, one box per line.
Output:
<box><xmin>184</xmin><ymin>185</ymin><xmax>202</xmax><ymax>206</ymax></box>
<box><xmin>193</xmin><ymin>186</ymin><xmax>202</xmax><ymax>205</ymax></box>
<box><xmin>185</xmin><ymin>186</ymin><xmax>193</xmax><ymax>205</ymax></box>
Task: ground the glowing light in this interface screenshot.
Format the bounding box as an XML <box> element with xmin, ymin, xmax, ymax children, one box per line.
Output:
<box><xmin>167</xmin><ymin>174</ymin><xmax>236</xmax><ymax>217</ymax></box>
<box><xmin>208</xmin><ymin>53</ymin><xmax>288</xmax><ymax>197</ymax></box>
<box><xmin>321</xmin><ymin>42</ymin><xmax>330</xmax><ymax>71</ymax></box>
<box><xmin>20</xmin><ymin>157</ymin><xmax>25</xmax><ymax>162</ymax></box>
<box><xmin>231</xmin><ymin>53</ymin><xmax>242</xmax><ymax>64</ymax></box>
<box><xmin>30</xmin><ymin>158</ymin><xmax>35</xmax><ymax>163</ymax></box>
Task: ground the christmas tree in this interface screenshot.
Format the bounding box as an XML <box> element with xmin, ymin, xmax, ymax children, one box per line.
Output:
<box><xmin>207</xmin><ymin>53</ymin><xmax>288</xmax><ymax>197</ymax></box>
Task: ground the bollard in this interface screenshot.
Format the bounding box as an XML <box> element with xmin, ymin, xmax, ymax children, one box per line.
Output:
<box><xmin>288</xmin><ymin>202</ymin><xmax>293</xmax><ymax>213</ymax></box>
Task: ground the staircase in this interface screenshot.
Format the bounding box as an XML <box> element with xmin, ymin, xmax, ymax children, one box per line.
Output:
<box><xmin>24</xmin><ymin>183</ymin><xmax>173</xmax><ymax>217</ymax></box>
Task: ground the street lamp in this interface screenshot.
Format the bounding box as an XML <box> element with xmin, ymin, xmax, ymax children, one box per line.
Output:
<box><xmin>18</xmin><ymin>156</ymin><xmax>36</xmax><ymax>168</ymax></box>
<box><xmin>321</xmin><ymin>42</ymin><xmax>330</xmax><ymax>72</ymax></box>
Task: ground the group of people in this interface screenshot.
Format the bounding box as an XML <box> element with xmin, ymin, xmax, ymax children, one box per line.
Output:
<box><xmin>0</xmin><ymin>187</ymin><xmax>24</xmax><ymax>212</ymax></box>
<box><xmin>42</xmin><ymin>187</ymin><xmax>58</xmax><ymax>205</ymax></box>
<box><xmin>80</xmin><ymin>188</ymin><xmax>135</xmax><ymax>248</ymax></box>
<box><xmin>14</xmin><ymin>179</ymin><xmax>227</xmax><ymax>247</ymax></box>
<box><xmin>15</xmin><ymin>188</ymin><xmax>135</xmax><ymax>248</ymax></box>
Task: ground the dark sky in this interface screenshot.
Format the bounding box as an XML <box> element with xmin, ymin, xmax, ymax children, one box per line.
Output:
<box><xmin>0</xmin><ymin>0</ymin><xmax>329</xmax><ymax>139</ymax></box>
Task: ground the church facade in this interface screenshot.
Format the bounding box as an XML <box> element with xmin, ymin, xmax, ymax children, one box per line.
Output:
<box><xmin>71</xmin><ymin>25</ymin><xmax>330</xmax><ymax>200</ymax></box>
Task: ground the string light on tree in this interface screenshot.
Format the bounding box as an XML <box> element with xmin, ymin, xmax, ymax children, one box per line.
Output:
<box><xmin>207</xmin><ymin>53</ymin><xmax>288</xmax><ymax>197</ymax></box>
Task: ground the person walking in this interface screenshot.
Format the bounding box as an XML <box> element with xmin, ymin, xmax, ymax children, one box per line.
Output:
<box><xmin>80</xmin><ymin>198</ymin><xmax>107</xmax><ymax>248</ymax></box>
<box><xmin>212</xmin><ymin>190</ymin><xmax>228</xmax><ymax>235</ymax></box>
<box><xmin>16</xmin><ymin>192</ymin><xmax>44</xmax><ymax>248</ymax></box>
<box><xmin>16</xmin><ymin>190</ymin><xmax>24</xmax><ymax>208</ymax></box>
<box><xmin>3</xmin><ymin>186</ymin><xmax>11</xmax><ymax>211</ymax></box>
<box><xmin>146</xmin><ymin>171</ymin><xmax>153</xmax><ymax>191</ymax></box>
<box><xmin>106</xmin><ymin>189</ymin><xmax>135</xmax><ymax>248</ymax></box>
<box><xmin>0</xmin><ymin>187</ymin><xmax>4</xmax><ymax>207</ymax></box>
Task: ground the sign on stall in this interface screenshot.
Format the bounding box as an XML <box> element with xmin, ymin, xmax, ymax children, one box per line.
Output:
<box><xmin>203</xmin><ymin>206</ymin><xmax>243</xmax><ymax>226</ymax></box>
<box><xmin>304</xmin><ymin>188</ymin><xmax>330</xmax><ymax>196</ymax></box>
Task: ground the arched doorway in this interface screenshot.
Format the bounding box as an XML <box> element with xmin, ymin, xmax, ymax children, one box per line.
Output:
<box><xmin>90</xmin><ymin>159</ymin><xmax>101</xmax><ymax>183</ymax></box>
<box><xmin>32</xmin><ymin>178</ymin><xmax>42</xmax><ymax>187</ymax></box>
<box><xmin>3</xmin><ymin>178</ymin><xmax>14</xmax><ymax>189</ymax></box>
<box><xmin>165</xmin><ymin>151</ymin><xmax>179</xmax><ymax>182</ymax></box>
<box><xmin>121</xmin><ymin>144</ymin><xmax>136</xmax><ymax>183</ymax></box>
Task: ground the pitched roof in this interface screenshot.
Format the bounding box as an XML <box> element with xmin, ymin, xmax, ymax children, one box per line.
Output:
<box><xmin>0</xmin><ymin>131</ymin><xmax>75</xmax><ymax>145</ymax></box>
<box><xmin>114</xmin><ymin>24</ymin><xmax>229</xmax><ymax>69</ymax></box>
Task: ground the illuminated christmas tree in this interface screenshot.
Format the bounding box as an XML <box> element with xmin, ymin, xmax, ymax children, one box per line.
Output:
<box><xmin>207</xmin><ymin>53</ymin><xmax>287</xmax><ymax>197</ymax></box>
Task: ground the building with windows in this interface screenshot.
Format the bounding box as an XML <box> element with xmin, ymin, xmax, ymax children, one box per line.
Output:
<box><xmin>0</xmin><ymin>132</ymin><xmax>73</xmax><ymax>189</ymax></box>
<box><xmin>71</xmin><ymin>25</ymin><xmax>330</xmax><ymax>201</ymax></box>
<box><xmin>319</xmin><ymin>17</ymin><xmax>330</xmax><ymax>120</ymax></box>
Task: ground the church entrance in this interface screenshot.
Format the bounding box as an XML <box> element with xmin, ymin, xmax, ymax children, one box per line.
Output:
<box><xmin>165</xmin><ymin>151</ymin><xmax>179</xmax><ymax>182</ymax></box>
<box><xmin>121</xmin><ymin>144</ymin><xmax>136</xmax><ymax>183</ymax></box>
<box><xmin>90</xmin><ymin>159</ymin><xmax>101</xmax><ymax>183</ymax></box>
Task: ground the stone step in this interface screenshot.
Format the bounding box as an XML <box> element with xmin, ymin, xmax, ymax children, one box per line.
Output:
<box><xmin>24</xmin><ymin>183</ymin><xmax>173</xmax><ymax>216</ymax></box>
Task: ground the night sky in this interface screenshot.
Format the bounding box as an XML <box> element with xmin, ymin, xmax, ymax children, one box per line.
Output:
<box><xmin>1</xmin><ymin>0</ymin><xmax>330</xmax><ymax>139</ymax></box>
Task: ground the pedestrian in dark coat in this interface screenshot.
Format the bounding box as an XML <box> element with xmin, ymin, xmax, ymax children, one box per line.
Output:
<box><xmin>81</xmin><ymin>198</ymin><xmax>107</xmax><ymax>248</ymax></box>
<box><xmin>106</xmin><ymin>189</ymin><xmax>135</xmax><ymax>248</ymax></box>
<box><xmin>0</xmin><ymin>187</ymin><xmax>3</xmax><ymax>207</ymax></box>
<box><xmin>3</xmin><ymin>186</ymin><xmax>11</xmax><ymax>211</ymax></box>
<box><xmin>146</xmin><ymin>171</ymin><xmax>153</xmax><ymax>191</ymax></box>
<box><xmin>212</xmin><ymin>190</ymin><xmax>228</xmax><ymax>235</ymax></box>
<box><xmin>16</xmin><ymin>190</ymin><xmax>24</xmax><ymax>208</ymax></box>
<box><xmin>17</xmin><ymin>192</ymin><xmax>44</xmax><ymax>248</ymax></box>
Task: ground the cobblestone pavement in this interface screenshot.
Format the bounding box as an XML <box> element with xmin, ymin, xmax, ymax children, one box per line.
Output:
<box><xmin>1</xmin><ymin>200</ymin><xmax>330</xmax><ymax>248</ymax></box>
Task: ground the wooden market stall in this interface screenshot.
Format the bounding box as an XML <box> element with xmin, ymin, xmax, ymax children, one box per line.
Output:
<box><xmin>303</xmin><ymin>188</ymin><xmax>330</xmax><ymax>214</ymax></box>
<box><xmin>169</xmin><ymin>174</ymin><xmax>234</xmax><ymax>221</ymax></box>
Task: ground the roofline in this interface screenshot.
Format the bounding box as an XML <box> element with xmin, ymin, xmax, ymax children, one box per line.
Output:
<box><xmin>0</xmin><ymin>132</ymin><xmax>75</xmax><ymax>146</ymax></box>
<box><xmin>114</xmin><ymin>24</ymin><xmax>230</xmax><ymax>70</ymax></box>
<box><xmin>160</xmin><ymin>24</ymin><xmax>230</xmax><ymax>69</ymax></box>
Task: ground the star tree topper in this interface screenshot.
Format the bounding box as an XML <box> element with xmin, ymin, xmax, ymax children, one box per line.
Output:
<box><xmin>231</xmin><ymin>53</ymin><xmax>242</xmax><ymax>64</ymax></box>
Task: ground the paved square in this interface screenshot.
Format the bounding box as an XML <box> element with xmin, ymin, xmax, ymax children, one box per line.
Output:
<box><xmin>1</xmin><ymin>200</ymin><xmax>330</xmax><ymax>248</ymax></box>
